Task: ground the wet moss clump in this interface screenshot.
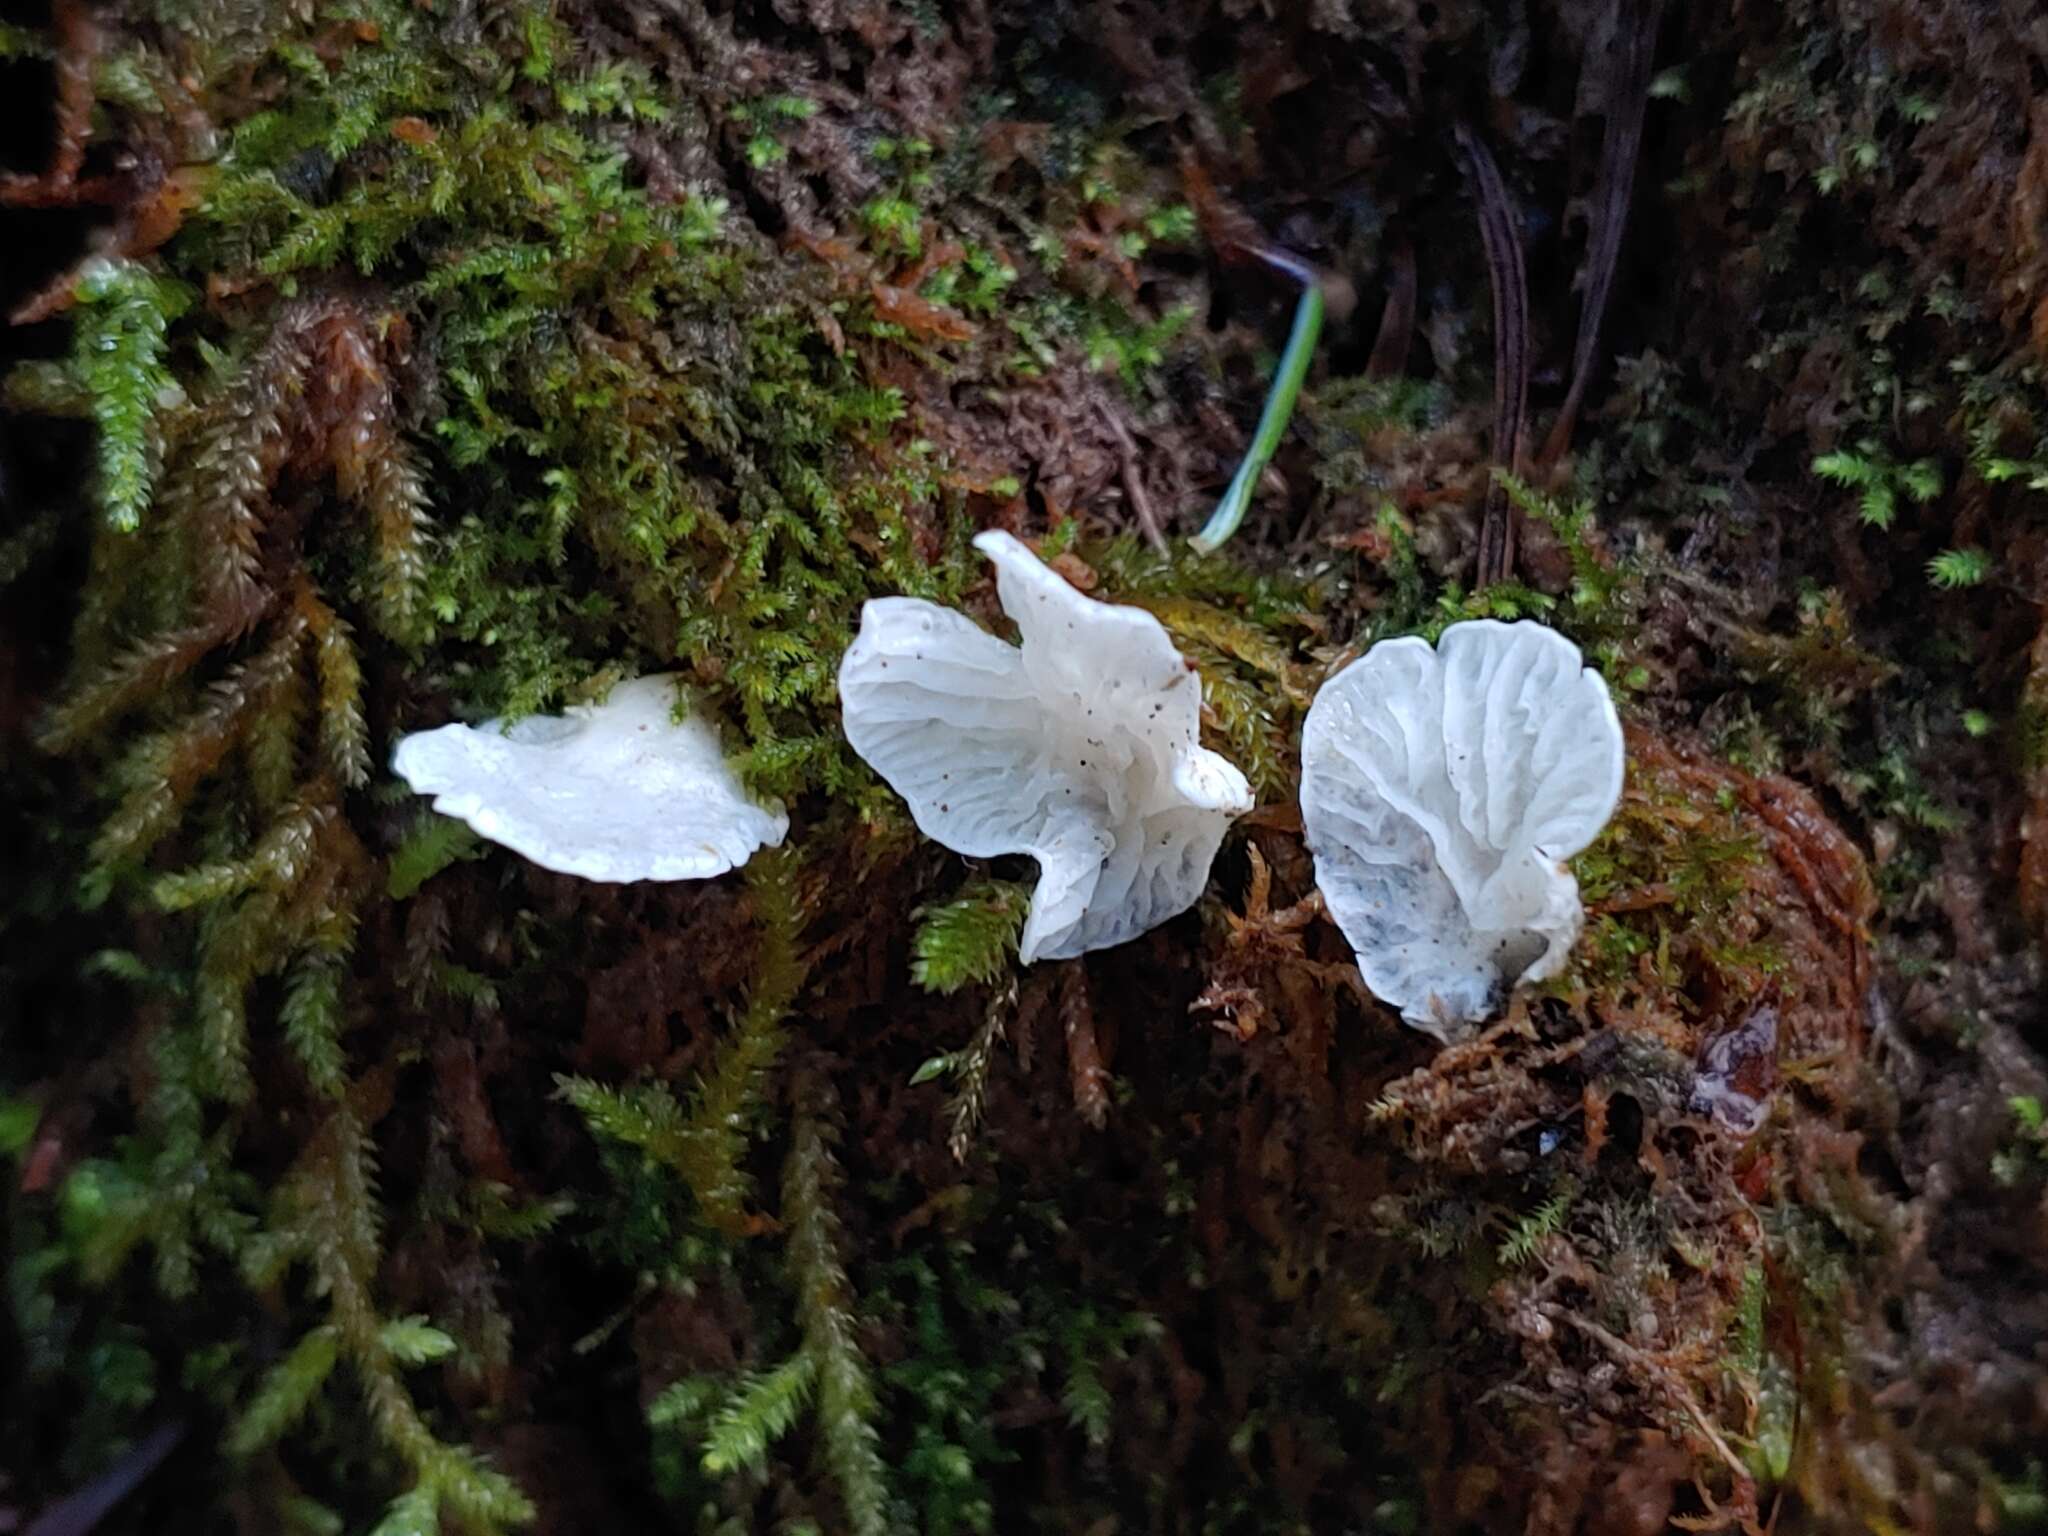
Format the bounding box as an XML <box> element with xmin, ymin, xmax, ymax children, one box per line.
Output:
<box><xmin>4</xmin><ymin>1</ymin><xmax>2048</xmax><ymax>1532</ymax></box>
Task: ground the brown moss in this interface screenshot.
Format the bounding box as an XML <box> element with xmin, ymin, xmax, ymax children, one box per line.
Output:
<box><xmin>7</xmin><ymin>0</ymin><xmax>2048</xmax><ymax>1532</ymax></box>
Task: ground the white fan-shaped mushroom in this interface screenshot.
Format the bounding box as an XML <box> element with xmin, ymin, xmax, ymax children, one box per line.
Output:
<box><xmin>1299</xmin><ymin>618</ymin><xmax>1623</xmax><ymax>1040</ymax></box>
<box><xmin>839</xmin><ymin>530</ymin><xmax>1254</xmax><ymax>962</ymax></box>
<box><xmin>391</xmin><ymin>675</ymin><xmax>788</xmax><ymax>882</ymax></box>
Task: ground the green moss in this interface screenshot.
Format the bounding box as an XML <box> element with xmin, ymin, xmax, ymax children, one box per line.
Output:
<box><xmin>1565</xmin><ymin>763</ymin><xmax>1773</xmax><ymax>996</ymax></box>
<box><xmin>10</xmin><ymin>0</ymin><xmax>2030</xmax><ymax>1527</ymax></box>
<box><xmin>910</xmin><ymin>878</ymin><xmax>1031</xmax><ymax>995</ymax></box>
<box><xmin>68</xmin><ymin>260</ymin><xmax>191</xmax><ymax>532</ymax></box>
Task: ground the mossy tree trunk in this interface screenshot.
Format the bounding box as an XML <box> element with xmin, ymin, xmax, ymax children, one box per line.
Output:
<box><xmin>3</xmin><ymin>1</ymin><xmax>2048</xmax><ymax>1533</ymax></box>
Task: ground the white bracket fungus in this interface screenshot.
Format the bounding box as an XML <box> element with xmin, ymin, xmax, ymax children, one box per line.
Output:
<box><xmin>1298</xmin><ymin>618</ymin><xmax>1624</xmax><ymax>1040</ymax></box>
<box><xmin>839</xmin><ymin>530</ymin><xmax>1254</xmax><ymax>962</ymax></box>
<box><xmin>391</xmin><ymin>675</ymin><xmax>788</xmax><ymax>882</ymax></box>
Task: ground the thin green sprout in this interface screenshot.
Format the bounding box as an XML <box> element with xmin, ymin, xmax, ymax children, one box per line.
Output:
<box><xmin>1190</xmin><ymin>277</ymin><xmax>1324</xmax><ymax>554</ymax></box>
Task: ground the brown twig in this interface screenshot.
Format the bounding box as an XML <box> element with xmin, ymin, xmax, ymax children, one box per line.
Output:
<box><xmin>1097</xmin><ymin>397</ymin><xmax>1168</xmax><ymax>552</ymax></box>
<box><xmin>1547</xmin><ymin>1306</ymin><xmax>1759</xmax><ymax>1517</ymax></box>
<box><xmin>0</xmin><ymin>0</ymin><xmax>99</xmax><ymax>209</ymax></box>
<box><xmin>1365</xmin><ymin>238</ymin><xmax>1417</xmax><ymax>380</ymax></box>
<box><xmin>1061</xmin><ymin>962</ymin><xmax>1109</xmax><ymax>1129</ymax></box>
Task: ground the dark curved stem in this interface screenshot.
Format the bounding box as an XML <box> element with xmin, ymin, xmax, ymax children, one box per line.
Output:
<box><xmin>1456</xmin><ymin>122</ymin><xmax>1529</xmax><ymax>590</ymax></box>
<box><xmin>1541</xmin><ymin>0</ymin><xmax>1662</xmax><ymax>466</ymax></box>
<box><xmin>25</xmin><ymin>1422</ymin><xmax>184</xmax><ymax>1536</ymax></box>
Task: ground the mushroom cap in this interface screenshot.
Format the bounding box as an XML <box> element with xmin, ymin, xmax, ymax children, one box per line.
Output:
<box><xmin>391</xmin><ymin>675</ymin><xmax>788</xmax><ymax>882</ymax></box>
<box><xmin>839</xmin><ymin>530</ymin><xmax>1253</xmax><ymax>962</ymax></box>
<box><xmin>1299</xmin><ymin>618</ymin><xmax>1624</xmax><ymax>1039</ymax></box>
